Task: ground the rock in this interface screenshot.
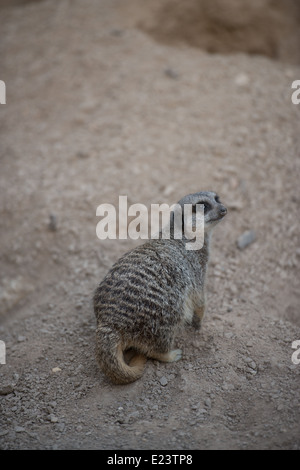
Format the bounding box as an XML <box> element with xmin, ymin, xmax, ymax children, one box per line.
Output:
<box><xmin>197</xmin><ymin>408</ymin><xmax>207</xmax><ymax>415</ymax></box>
<box><xmin>237</xmin><ymin>230</ymin><xmax>256</xmax><ymax>250</ymax></box>
<box><xmin>159</xmin><ymin>376</ymin><xmax>168</xmax><ymax>387</ymax></box>
<box><xmin>49</xmin><ymin>414</ymin><xmax>59</xmax><ymax>423</ymax></box>
<box><xmin>222</xmin><ymin>382</ymin><xmax>235</xmax><ymax>391</ymax></box>
<box><xmin>234</xmin><ymin>73</ymin><xmax>250</xmax><ymax>87</ymax></box>
<box><xmin>224</xmin><ymin>332</ymin><xmax>234</xmax><ymax>339</ymax></box>
<box><xmin>0</xmin><ymin>276</ymin><xmax>33</xmax><ymax>314</ymax></box>
<box><xmin>164</xmin><ymin>68</ymin><xmax>179</xmax><ymax>79</ymax></box>
<box><xmin>0</xmin><ymin>384</ymin><xmax>14</xmax><ymax>395</ymax></box>
<box><xmin>244</xmin><ymin>356</ymin><xmax>254</xmax><ymax>364</ymax></box>
<box><xmin>15</xmin><ymin>426</ymin><xmax>25</xmax><ymax>433</ymax></box>
<box><xmin>110</xmin><ymin>29</ymin><xmax>123</xmax><ymax>37</ymax></box>
<box><xmin>204</xmin><ymin>398</ymin><xmax>212</xmax><ymax>409</ymax></box>
<box><xmin>55</xmin><ymin>422</ymin><xmax>65</xmax><ymax>433</ymax></box>
<box><xmin>48</xmin><ymin>214</ymin><xmax>57</xmax><ymax>231</ymax></box>
<box><xmin>162</xmin><ymin>184</ymin><xmax>175</xmax><ymax>197</ymax></box>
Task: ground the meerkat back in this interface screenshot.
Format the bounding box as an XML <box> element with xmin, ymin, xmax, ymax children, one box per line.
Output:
<box><xmin>94</xmin><ymin>191</ymin><xmax>227</xmax><ymax>384</ymax></box>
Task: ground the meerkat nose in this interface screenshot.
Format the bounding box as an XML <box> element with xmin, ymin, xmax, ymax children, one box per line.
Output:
<box><xmin>219</xmin><ymin>206</ymin><xmax>227</xmax><ymax>215</ymax></box>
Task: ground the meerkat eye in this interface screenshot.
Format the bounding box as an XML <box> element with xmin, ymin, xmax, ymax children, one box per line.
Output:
<box><xmin>215</xmin><ymin>195</ymin><xmax>220</xmax><ymax>203</ymax></box>
<box><xmin>193</xmin><ymin>202</ymin><xmax>210</xmax><ymax>214</ymax></box>
<box><xmin>203</xmin><ymin>202</ymin><xmax>211</xmax><ymax>214</ymax></box>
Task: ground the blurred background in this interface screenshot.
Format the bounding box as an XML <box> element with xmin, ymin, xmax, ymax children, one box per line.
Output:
<box><xmin>0</xmin><ymin>0</ymin><xmax>300</xmax><ymax>450</ymax></box>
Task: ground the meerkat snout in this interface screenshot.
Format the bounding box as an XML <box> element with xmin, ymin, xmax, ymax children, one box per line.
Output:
<box><xmin>219</xmin><ymin>205</ymin><xmax>227</xmax><ymax>216</ymax></box>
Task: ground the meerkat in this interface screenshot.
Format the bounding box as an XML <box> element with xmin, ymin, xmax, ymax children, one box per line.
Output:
<box><xmin>94</xmin><ymin>191</ymin><xmax>227</xmax><ymax>384</ymax></box>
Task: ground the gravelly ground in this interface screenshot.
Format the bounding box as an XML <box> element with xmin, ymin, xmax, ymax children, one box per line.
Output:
<box><xmin>0</xmin><ymin>0</ymin><xmax>300</xmax><ymax>450</ymax></box>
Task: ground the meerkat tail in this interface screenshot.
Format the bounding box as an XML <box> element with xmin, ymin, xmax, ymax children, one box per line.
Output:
<box><xmin>95</xmin><ymin>326</ymin><xmax>146</xmax><ymax>385</ymax></box>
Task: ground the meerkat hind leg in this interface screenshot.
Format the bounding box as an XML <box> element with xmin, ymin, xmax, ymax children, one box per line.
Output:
<box><xmin>123</xmin><ymin>348</ymin><xmax>136</xmax><ymax>364</ymax></box>
<box><xmin>149</xmin><ymin>349</ymin><xmax>182</xmax><ymax>363</ymax></box>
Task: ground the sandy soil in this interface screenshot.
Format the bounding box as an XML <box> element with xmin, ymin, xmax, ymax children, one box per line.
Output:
<box><xmin>0</xmin><ymin>0</ymin><xmax>300</xmax><ymax>450</ymax></box>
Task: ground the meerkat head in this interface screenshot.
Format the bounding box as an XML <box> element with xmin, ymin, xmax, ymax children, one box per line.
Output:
<box><xmin>173</xmin><ymin>191</ymin><xmax>227</xmax><ymax>237</ymax></box>
<box><xmin>193</xmin><ymin>191</ymin><xmax>227</xmax><ymax>232</ymax></box>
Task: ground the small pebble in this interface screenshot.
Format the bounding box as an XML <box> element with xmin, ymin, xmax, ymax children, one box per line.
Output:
<box><xmin>49</xmin><ymin>415</ymin><xmax>59</xmax><ymax>423</ymax></box>
<box><xmin>234</xmin><ymin>73</ymin><xmax>250</xmax><ymax>87</ymax></box>
<box><xmin>237</xmin><ymin>230</ymin><xmax>256</xmax><ymax>250</ymax></box>
<box><xmin>48</xmin><ymin>214</ymin><xmax>57</xmax><ymax>231</ymax></box>
<box><xmin>159</xmin><ymin>376</ymin><xmax>168</xmax><ymax>387</ymax></box>
<box><xmin>164</xmin><ymin>68</ymin><xmax>179</xmax><ymax>79</ymax></box>
<box><xmin>204</xmin><ymin>398</ymin><xmax>211</xmax><ymax>409</ymax></box>
<box><xmin>0</xmin><ymin>384</ymin><xmax>14</xmax><ymax>395</ymax></box>
<box><xmin>15</xmin><ymin>426</ymin><xmax>25</xmax><ymax>433</ymax></box>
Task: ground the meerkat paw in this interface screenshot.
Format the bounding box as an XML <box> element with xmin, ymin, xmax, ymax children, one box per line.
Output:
<box><xmin>168</xmin><ymin>349</ymin><xmax>182</xmax><ymax>362</ymax></box>
<box><xmin>149</xmin><ymin>349</ymin><xmax>182</xmax><ymax>363</ymax></box>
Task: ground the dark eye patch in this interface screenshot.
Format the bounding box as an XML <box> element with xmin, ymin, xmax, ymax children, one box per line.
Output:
<box><xmin>215</xmin><ymin>195</ymin><xmax>220</xmax><ymax>203</ymax></box>
<box><xmin>192</xmin><ymin>201</ymin><xmax>211</xmax><ymax>214</ymax></box>
<box><xmin>203</xmin><ymin>202</ymin><xmax>211</xmax><ymax>214</ymax></box>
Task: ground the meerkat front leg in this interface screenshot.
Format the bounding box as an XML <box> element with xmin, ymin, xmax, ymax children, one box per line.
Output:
<box><xmin>192</xmin><ymin>304</ymin><xmax>205</xmax><ymax>330</ymax></box>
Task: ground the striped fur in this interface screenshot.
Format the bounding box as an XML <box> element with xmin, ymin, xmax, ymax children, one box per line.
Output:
<box><xmin>94</xmin><ymin>191</ymin><xmax>227</xmax><ymax>384</ymax></box>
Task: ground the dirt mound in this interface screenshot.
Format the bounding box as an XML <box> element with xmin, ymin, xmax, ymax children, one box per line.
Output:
<box><xmin>133</xmin><ymin>0</ymin><xmax>300</xmax><ymax>64</ymax></box>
